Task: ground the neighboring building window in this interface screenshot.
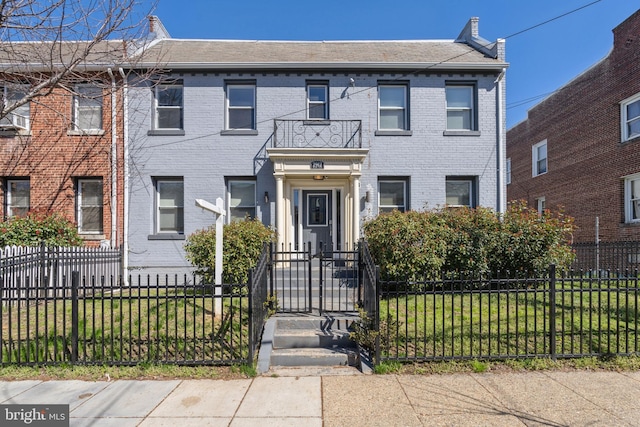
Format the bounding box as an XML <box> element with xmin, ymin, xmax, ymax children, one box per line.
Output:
<box><xmin>6</xmin><ymin>179</ymin><xmax>29</xmax><ymax>218</ymax></box>
<box><xmin>73</xmin><ymin>85</ymin><xmax>103</xmax><ymax>131</ymax></box>
<box><xmin>536</xmin><ymin>197</ymin><xmax>546</xmax><ymax>215</ymax></box>
<box><xmin>227</xmin><ymin>179</ymin><xmax>256</xmax><ymax>222</ymax></box>
<box><xmin>446</xmin><ymin>84</ymin><xmax>476</xmax><ymax>131</ymax></box>
<box><xmin>307</xmin><ymin>84</ymin><xmax>328</xmax><ymax>119</ymax></box>
<box><xmin>506</xmin><ymin>158</ymin><xmax>512</xmax><ymax>185</ymax></box>
<box><xmin>226</xmin><ymin>84</ymin><xmax>256</xmax><ymax>130</ymax></box>
<box><xmin>378</xmin><ymin>178</ymin><xmax>408</xmax><ymax>213</ymax></box>
<box><xmin>624</xmin><ymin>173</ymin><xmax>640</xmax><ymax>223</ymax></box>
<box><xmin>154</xmin><ymin>83</ymin><xmax>183</xmax><ymax>130</ymax></box>
<box><xmin>446</xmin><ymin>177</ymin><xmax>477</xmax><ymax>208</ymax></box>
<box><xmin>77</xmin><ymin>179</ymin><xmax>103</xmax><ymax>234</ymax></box>
<box><xmin>532</xmin><ymin>140</ymin><xmax>548</xmax><ymax>177</ymax></box>
<box><xmin>378</xmin><ymin>84</ymin><xmax>408</xmax><ymax>130</ymax></box>
<box><xmin>155</xmin><ymin>178</ymin><xmax>184</xmax><ymax>233</ymax></box>
<box><xmin>0</xmin><ymin>85</ymin><xmax>29</xmax><ymax>130</ymax></box>
<box><xmin>622</xmin><ymin>93</ymin><xmax>640</xmax><ymax>142</ymax></box>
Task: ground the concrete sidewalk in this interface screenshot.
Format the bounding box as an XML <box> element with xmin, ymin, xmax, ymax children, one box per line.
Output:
<box><xmin>2</xmin><ymin>370</ymin><xmax>640</xmax><ymax>426</ymax></box>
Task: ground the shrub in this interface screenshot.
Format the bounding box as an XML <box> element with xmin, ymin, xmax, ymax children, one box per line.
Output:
<box><xmin>184</xmin><ymin>218</ymin><xmax>275</xmax><ymax>284</ymax></box>
<box><xmin>0</xmin><ymin>212</ymin><xmax>83</xmax><ymax>247</ymax></box>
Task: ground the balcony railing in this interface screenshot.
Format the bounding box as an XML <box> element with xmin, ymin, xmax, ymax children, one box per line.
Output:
<box><xmin>273</xmin><ymin>119</ymin><xmax>362</xmax><ymax>149</ymax></box>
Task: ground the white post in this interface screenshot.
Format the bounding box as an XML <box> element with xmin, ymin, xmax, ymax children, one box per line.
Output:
<box><xmin>195</xmin><ymin>197</ymin><xmax>225</xmax><ymax>317</ymax></box>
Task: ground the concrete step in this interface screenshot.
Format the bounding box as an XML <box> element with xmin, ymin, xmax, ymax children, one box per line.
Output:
<box><xmin>273</xmin><ymin>328</ymin><xmax>355</xmax><ymax>349</ymax></box>
<box><xmin>270</xmin><ymin>347</ymin><xmax>359</xmax><ymax>367</ymax></box>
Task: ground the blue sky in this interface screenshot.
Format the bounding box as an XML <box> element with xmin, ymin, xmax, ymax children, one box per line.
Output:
<box><xmin>148</xmin><ymin>0</ymin><xmax>638</xmax><ymax>128</ymax></box>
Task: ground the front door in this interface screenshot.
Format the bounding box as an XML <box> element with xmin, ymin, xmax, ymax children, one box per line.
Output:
<box><xmin>303</xmin><ymin>190</ymin><xmax>332</xmax><ymax>256</ymax></box>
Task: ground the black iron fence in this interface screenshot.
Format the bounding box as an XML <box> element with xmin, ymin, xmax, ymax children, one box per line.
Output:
<box><xmin>572</xmin><ymin>241</ymin><xmax>640</xmax><ymax>272</ymax></box>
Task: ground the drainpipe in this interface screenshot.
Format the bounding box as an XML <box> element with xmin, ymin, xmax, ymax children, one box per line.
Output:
<box><xmin>495</xmin><ymin>67</ymin><xmax>506</xmax><ymax>214</ymax></box>
<box><xmin>118</xmin><ymin>68</ymin><xmax>129</xmax><ymax>285</ymax></box>
<box><xmin>107</xmin><ymin>68</ymin><xmax>118</xmax><ymax>247</ymax></box>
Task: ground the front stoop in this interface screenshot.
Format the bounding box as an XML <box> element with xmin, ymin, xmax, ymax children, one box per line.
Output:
<box><xmin>257</xmin><ymin>314</ymin><xmax>365</xmax><ymax>375</ymax></box>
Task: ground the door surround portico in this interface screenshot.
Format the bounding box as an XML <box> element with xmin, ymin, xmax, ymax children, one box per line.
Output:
<box><xmin>267</xmin><ymin>147</ymin><xmax>368</xmax><ymax>252</ymax></box>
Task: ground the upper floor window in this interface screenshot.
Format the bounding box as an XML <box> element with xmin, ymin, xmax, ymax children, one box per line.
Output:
<box><xmin>307</xmin><ymin>84</ymin><xmax>328</xmax><ymax>120</ymax></box>
<box><xmin>532</xmin><ymin>140</ymin><xmax>547</xmax><ymax>177</ymax></box>
<box><xmin>446</xmin><ymin>176</ymin><xmax>477</xmax><ymax>208</ymax></box>
<box><xmin>6</xmin><ymin>178</ymin><xmax>30</xmax><ymax>218</ymax></box>
<box><xmin>624</xmin><ymin>173</ymin><xmax>640</xmax><ymax>223</ymax></box>
<box><xmin>227</xmin><ymin>179</ymin><xmax>256</xmax><ymax>222</ymax></box>
<box><xmin>378</xmin><ymin>85</ymin><xmax>408</xmax><ymax>130</ymax></box>
<box><xmin>154</xmin><ymin>83</ymin><xmax>183</xmax><ymax>130</ymax></box>
<box><xmin>445</xmin><ymin>84</ymin><xmax>476</xmax><ymax>131</ymax></box>
<box><xmin>0</xmin><ymin>85</ymin><xmax>30</xmax><ymax>130</ymax></box>
<box><xmin>621</xmin><ymin>93</ymin><xmax>640</xmax><ymax>142</ymax></box>
<box><xmin>155</xmin><ymin>178</ymin><xmax>184</xmax><ymax>234</ymax></box>
<box><xmin>378</xmin><ymin>178</ymin><xmax>408</xmax><ymax>213</ymax></box>
<box><xmin>226</xmin><ymin>84</ymin><xmax>256</xmax><ymax>130</ymax></box>
<box><xmin>77</xmin><ymin>178</ymin><xmax>103</xmax><ymax>234</ymax></box>
<box><xmin>73</xmin><ymin>85</ymin><xmax>103</xmax><ymax>131</ymax></box>
<box><xmin>506</xmin><ymin>158</ymin><xmax>512</xmax><ymax>185</ymax></box>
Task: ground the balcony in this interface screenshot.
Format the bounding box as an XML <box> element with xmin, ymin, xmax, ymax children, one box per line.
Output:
<box><xmin>273</xmin><ymin>120</ymin><xmax>362</xmax><ymax>149</ymax></box>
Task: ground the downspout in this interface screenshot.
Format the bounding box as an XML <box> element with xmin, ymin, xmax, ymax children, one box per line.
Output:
<box><xmin>107</xmin><ymin>68</ymin><xmax>118</xmax><ymax>247</ymax></box>
<box><xmin>119</xmin><ymin>68</ymin><xmax>129</xmax><ymax>285</ymax></box>
<box><xmin>495</xmin><ymin>67</ymin><xmax>507</xmax><ymax>214</ymax></box>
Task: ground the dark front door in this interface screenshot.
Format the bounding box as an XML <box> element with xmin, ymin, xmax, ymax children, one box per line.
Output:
<box><xmin>303</xmin><ymin>190</ymin><xmax>332</xmax><ymax>256</ymax></box>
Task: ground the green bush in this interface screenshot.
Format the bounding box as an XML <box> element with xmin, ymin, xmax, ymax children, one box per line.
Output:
<box><xmin>363</xmin><ymin>201</ymin><xmax>575</xmax><ymax>280</ymax></box>
<box><xmin>0</xmin><ymin>212</ymin><xmax>83</xmax><ymax>247</ymax></box>
<box><xmin>184</xmin><ymin>218</ymin><xmax>275</xmax><ymax>284</ymax></box>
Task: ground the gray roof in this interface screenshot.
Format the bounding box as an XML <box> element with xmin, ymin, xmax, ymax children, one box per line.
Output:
<box><xmin>137</xmin><ymin>38</ymin><xmax>507</xmax><ymax>71</ymax></box>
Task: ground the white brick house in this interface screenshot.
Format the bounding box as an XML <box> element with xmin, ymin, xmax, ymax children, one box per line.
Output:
<box><xmin>124</xmin><ymin>16</ymin><xmax>508</xmax><ymax>273</ymax></box>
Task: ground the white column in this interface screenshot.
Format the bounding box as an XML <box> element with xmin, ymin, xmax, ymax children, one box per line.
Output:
<box><xmin>275</xmin><ymin>175</ymin><xmax>285</xmax><ymax>251</ymax></box>
<box><xmin>352</xmin><ymin>175</ymin><xmax>360</xmax><ymax>247</ymax></box>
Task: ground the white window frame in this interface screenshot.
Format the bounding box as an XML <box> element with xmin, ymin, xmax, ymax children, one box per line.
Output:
<box><xmin>73</xmin><ymin>84</ymin><xmax>103</xmax><ymax>131</ymax></box>
<box><xmin>155</xmin><ymin>178</ymin><xmax>184</xmax><ymax>234</ymax></box>
<box><xmin>307</xmin><ymin>84</ymin><xmax>328</xmax><ymax>120</ymax></box>
<box><xmin>77</xmin><ymin>178</ymin><xmax>103</xmax><ymax>234</ymax></box>
<box><xmin>154</xmin><ymin>83</ymin><xmax>183</xmax><ymax>130</ymax></box>
<box><xmin>227</xmin><ymin>179</ymin><xmax>256</xmax><ymax>223</ymax></box>
<box><xmin>621</xmin><ymin>93</ymin><xmax>640</xmax><ymax>142</ymax></box>
<box><xmin>624</xmin><ymin>173</ymin><xmax>640</xmax><ymax>223</ymax></box>
<box><xmin>536</xmin><ymin>196</ymin><xmax>546</xmax><ymax>215</ymax></box>
<box><xmin>6</xmin><ymin>178</ymin><xmax>29</xmax><ymax>218</ymax></box>
<box><xmin>226</xmin><ymin>84</ymin><xmax>256</xmax><ymax>130</ymax></box>
<box><xmin>506</xmin><ymin>158</ymin><xmax>512</xmax><ymax>185</ymax></box>
<box><xmin>445</xmin><ymin>177</ymin><xmax>475</xmax><ymax>208</ymax></box>
<box><xmin>378</xmin><ymin>179</ymin><xmax>408</xmax><ymax>213</ymax></box>
<box><xmin>445</xmin><ymin>84</ymin><xmax>476</xmax><ymax>131</ymax></box>
<box><xmin>0</xmin><ymin>85</ymin><xmax>30</xmax><ymax>130</ymax></box>
<box><xmin>532</xmin><ymin>140</ymin><xmax>548</xmax><ymax>177</ymax></box>
<box><xmin>378</xmin><ymin>85</ymin><xmax>408</xmax><ymax>130</ymax></box>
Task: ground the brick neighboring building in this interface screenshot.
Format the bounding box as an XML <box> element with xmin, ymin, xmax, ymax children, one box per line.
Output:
<box><xmin>0</xmin><ymin>64</ymin><xmax>125</xmax><ymax>248</ymax></box>
<box><xmin>507</xmin><ymin>9</ymin><xmax>640</xmax><ymax>243</ymax></box>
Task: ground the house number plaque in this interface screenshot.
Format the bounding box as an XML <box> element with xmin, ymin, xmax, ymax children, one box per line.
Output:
<box><xmin>310</xmin><ymin>160</ymin><xmax>324</xmax><ymax>169</ymax></box>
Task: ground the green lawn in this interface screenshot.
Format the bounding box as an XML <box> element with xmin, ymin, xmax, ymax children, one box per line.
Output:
<box><xmin>1</xmin><ymin>287</ymin><xmax>250</xmax><ymax>365</ymax></box>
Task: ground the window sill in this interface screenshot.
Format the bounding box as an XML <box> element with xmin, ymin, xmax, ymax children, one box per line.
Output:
<box><xmin>147</xmin><ymin>129</ymin><xmax>186</xmax><ymax>136</ymax></box>
<box><xmin>80</xmin><ymin>234</ymin><xmax>106</xmax><ymax>241</ymax></box>
<box><xmin>220</xmin><ymin>129</ymin><xmax>259</xmax><ymax>136</ymax></box>
<box><xmin>148</xmin><ymin>233</ymin><xmax>185</xmax><ymax>240</ymax></box>
<box><xmin>375</xmin><ymin>130</ymin><xmax>413</xmax><ymax>136</ymax></box>
<box><xmin>67</xmin><ymin>129</ymin><xmax>105</xmax><ymax>136</ymax></box>
<box><xmin>0</xmin><ymin>129</ymin><xmax>31</xmax><ymax>137</ymax></box>
<box><xmin>443</xmin><ymin>130</ymin><xmax>481</xmax><ymax>137</ymax></box>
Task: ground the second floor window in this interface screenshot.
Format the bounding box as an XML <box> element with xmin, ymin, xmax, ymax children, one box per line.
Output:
<box><xmin>77</xmin><ymin>179</ymin><xmax>103</xmax><ymax>234</ymax></box>
<box><xmin>307</xmin><ymin>84</ymin><xmax>328</xmax><ymax>119</ymax></box>
<box><xmin>6</xmin><ymin>178</ymin><xmax>29</xmax><ymax>218</ymax></box>
<box><xmin>446</xmin><ymin>84</ymin><xmax>476</xmax><ymax>131</ymax></box>
<box><xmin>226</xmin><ymin>84</ymin><xmax>256</xmax><ymax>130</ymax></box>
<box><xmin>0</xmin><ymin>85</ymin><xmax>29</xmax><ymax>130</ymax></box>
<box><xmin>154</xmin><ymin>83</ymin><xmax>183</xmax><ymax>130</ymax></box>
<box><xmin>74</xmin><ymin>85</ymin><xmax>103</xmax><ymax>131</ymax></box>
<box><xmin>378</xmin><ymin>85</ymin><xmax>407</xmax><ymax>130</ymax></box>
<box><xmin>532</xmin><ymin>140</ymin><xmax>547</xmax><ymax>177</ymax></box>
<box><xmin>622</xmin><ymin>93</ymin><xmax>640</xmax><ymax>142</ymax></box>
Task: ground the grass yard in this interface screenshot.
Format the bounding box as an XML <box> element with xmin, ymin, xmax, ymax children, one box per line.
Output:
<box><xmin>1</xmin><ymin>287</ymin><xmax>250</xmax><ymax>365</ymax></box>
<box><xmin>378</xmin><ymin>278</ymin><xmax>640</xmax><ymax>361</ymax></box>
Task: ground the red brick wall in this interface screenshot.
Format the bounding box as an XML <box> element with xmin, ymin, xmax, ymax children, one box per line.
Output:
<box><xmin>0</xmin><ymin>79</ymin><xmax>125</xmax><ymax>247</ymax></box>
<box><xmin>507</xmin><ymin>10</ymin><xmax>640</xmax><ymax>243</ymax></box>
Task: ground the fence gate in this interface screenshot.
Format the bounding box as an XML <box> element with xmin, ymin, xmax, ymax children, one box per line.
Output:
<box><xmin>271</xmin><ymin>242</ymin><xmax>360</xmax><ymax>314</ymax></box>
